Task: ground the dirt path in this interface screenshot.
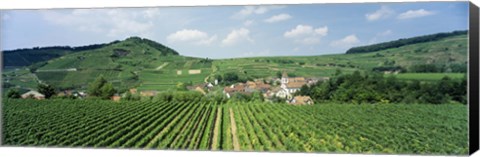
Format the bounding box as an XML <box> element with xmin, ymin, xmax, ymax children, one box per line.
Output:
<box><xmin>229</xmin><ymin>108</ymin><xmax>240</xmax><ymax>151</ymax></box>
<box><xmin>155</xmin><ymin>62</ymin><xmax>169</xmax><ymax>70</ymax></box>
<box><xmin>211</xmin><ymin>107</ymin><xmax>222</xmax><ymax>150</ymax></box>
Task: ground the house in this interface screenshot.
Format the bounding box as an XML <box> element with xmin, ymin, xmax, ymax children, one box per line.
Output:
<box><xmin>223</xmin><ymin>80</ymin><xmax>272</xmax><ymax>99</ymax></box>
<box><xmin>111</xmin><ymin>95</ymin><xmax>121</xmax><ymax>101</ymax></box>
<box><xmin>140</xmin><ymin>90</ymin><xmax>158</xmax><ymax>97</ymax></box>
<box><xmin>223</xmin><ymin>84</ymin><xmax>246</xmax><ymax>98</ymax></box>
<box><xmin>206</xmin><ymin>83</ymin><xmax>214</xmax><ymax>88</ymax></box>
<box><xmin>187</xmin><ymin>83</ymin><xmax>213</xmax><ymax>93</ymax></box>
<box><xmin>194</xmin><ymin>86</ymin><xmax>207</xmax><ymax>95</ymax></box>
<box><xmin>274</xmin><ymin>88</ymin><xmax>290</xmax><ymax>99</ymax></box>
<box><xmin>278</xmin><ymin>72</ymin><xmax>307</xmax><ymax>98</ymax></box>
<box><xmin>21</xmin><ymin>90</ymin><xmax>45</xmax><ymax>100</ymax></box>
<box><xmin>129</xmin><ymin>88</ymin><xmax>137</xmax><ymax>94</ymax></box>
<box><xmin>290</xmin><ymin>96</ymin><xmax>314</xmax><ymax>105</ymax></box>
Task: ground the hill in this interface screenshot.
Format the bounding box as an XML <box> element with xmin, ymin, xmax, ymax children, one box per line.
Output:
<box><xmin>210</xmin><ymin>31</ymin><xmax>467</xmax><ymax>82</ymax></box>
<box><xmin>2</xmin><ymin>43</ymin><xmax>111</xmax><ymax>68</ymax></box>
<box><xmin>346</xmin><ymin>30</ymin><xmax>467</xmax><ymax>54</ymax></box>
<box><xmin>2</xmin><ymin>31</ymin><xmax>468</xmax><ymax>93</ymax></box>
<box><xmin>3</xmin><ymin>37</ymin><xmax>182</xmax><ymax>91</ymax></box>
<box><xmin>2</xmin><ymin>37</ymin><xmax>179</xmax><ymax>69</ymax></box>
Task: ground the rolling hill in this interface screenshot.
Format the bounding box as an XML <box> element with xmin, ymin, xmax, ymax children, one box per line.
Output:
<box><xmin>2</xmin><ymin>31</ymin><xmax>468</xmax><ymax>92</ymax></box>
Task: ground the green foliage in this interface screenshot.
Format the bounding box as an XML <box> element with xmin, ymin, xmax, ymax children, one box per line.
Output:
<box><xmin>37</xmin><ymin>83</ymin><xmax>56</xmax><ymax>99</ymax></box>
<box><xmin>88</xmin><ymin>75</ymin><xmax>108</xmax><ymax>97</ymax></box>
<box><xmin>346</xmin><ymin>30</ymin><xmax>467</xmax><ymax>54</ymax></box>
<box><xmin>152</xmin><ymin>91</ymin><xmax>203</xmax><ymax>102</ymax></box>
<box><xmin>6</xmin><ymin>89</ymin><xmax>21</xmax><ymax>99</ymax></box>
<box><xmin>301</xmin><ymin>71</ymin><xmax>467</xmax><ymax>104</ymax></box>
<box><xmin>88</xmin><ymin>75</ymin><xmax>116</xmax><ymax>99</ymax></box>
<box><xmin>100</xmin><ymin>82</ymin><xmax>116</xmax><ymax>99</ymax></box>
<box><xmin>124</xmin><ymin>92</ymin><xmax>141</xmax><ymax>101</ymax></box>
<box><xmin>2</xmin><ymin>99</ymin><xmax>468</xmax><ymax>154</ymax></box>
<box><xmin>229</xmin><ymin>93</ymin><xmax>252</xmax><ymax>102</ymax></box>
<box><xmin>219</xmin><ymin>72</ymin><xmax>247</xmax><ymax>85</ymax></box>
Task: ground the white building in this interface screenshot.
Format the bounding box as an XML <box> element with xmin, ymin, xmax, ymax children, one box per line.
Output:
<box><xmin>276</xmin><ymin>72</ymin><xmax>307</xmax><ymax>99</ymax></box>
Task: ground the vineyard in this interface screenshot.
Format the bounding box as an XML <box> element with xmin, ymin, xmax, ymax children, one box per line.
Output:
<box><xmin>2</xmin><ymin>99</ymin><xmax>468</xmax><ymax>155</ymax></box>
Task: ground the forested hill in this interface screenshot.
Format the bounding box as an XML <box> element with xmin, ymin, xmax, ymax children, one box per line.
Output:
<box><xmin>2</xmin><ymin>36</ymin><xmax>178</xmax><ymax>68</ymax></box>
<box><xmin>346</xmin><ymin>30</ymin><xmax>468</xmax><ymax>54</ymax></box>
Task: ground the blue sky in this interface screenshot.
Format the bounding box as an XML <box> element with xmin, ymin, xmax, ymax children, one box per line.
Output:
<box><xmin>0</xmin><ymin>2</ymin><xmax>469</xmax><ymax>59</ymax></box>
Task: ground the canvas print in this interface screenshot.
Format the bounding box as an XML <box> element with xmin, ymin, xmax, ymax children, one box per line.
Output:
<box><xmin>1</xmin><ymin>2</ymin><xmax>470</xmax><ymax>155</ymax></box>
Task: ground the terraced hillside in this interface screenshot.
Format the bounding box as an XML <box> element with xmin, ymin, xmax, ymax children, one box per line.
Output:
<box><xmin>2</xmin><ymin>31</ymin><xmax>468</xmax><ymax>92</ymax></box>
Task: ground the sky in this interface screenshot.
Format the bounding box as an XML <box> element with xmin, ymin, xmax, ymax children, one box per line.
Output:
<box><xmin>0</xmin><ymin>2</ymin><xmax>469</xmax><ymax>59</ymax></box>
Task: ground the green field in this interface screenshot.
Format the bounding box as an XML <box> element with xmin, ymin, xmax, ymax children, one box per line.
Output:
<box><xmin>388</xmin><ymin>73</ymin><xmax>465</xmax><ymax>81</ymax></box>
<box><xmin>2</xmin><ymin>99</ymin><xmax>468</xmax><ymax>154</ymax></box>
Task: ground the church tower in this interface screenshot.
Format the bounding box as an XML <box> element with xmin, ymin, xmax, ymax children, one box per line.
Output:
<box><xmin>281</xmin><ymin>72</ymin><xmax>289</xmax><ymax>84</ymax></box>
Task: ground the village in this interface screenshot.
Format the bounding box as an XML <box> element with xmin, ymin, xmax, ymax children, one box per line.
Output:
<box><xmin>16</xmin><ymin>72</ymin><xmax>329</xmax><ymax>105</ymax></box>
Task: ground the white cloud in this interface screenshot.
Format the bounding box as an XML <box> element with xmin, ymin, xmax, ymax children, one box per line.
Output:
<box><xmin>222</xmin><ymin>28</ymin><xmax>253</xmax><ymax>46</ymax></box>
<box><xmin>264</xmin><ymin>13</ymin><xmax>292</xmax><ymax>23</ymax></box>
<box><xmin>330</xmin><ymin>34</ymin><xmax>360</xmax><ymax>47</ymax></box>
<box><xmin>243</xmin><ymin>20</ymin><xmax>254</xmax><ymax>26</ymax></box>
<box><xmin>314</xmin><ymin>26</ymin><xmax>328</xmax><ymax>37</ymax></box>
<box><xmin>284</xmin><ymin>25</ymin><xmax>314</xmax><ymax>38</ymax></box>
<box><xmin>397</xmin><ymin>9</ymin><xmax>435</xmax><ymax>19</ymax></box>
<box><xmin>142</xmin><ymin>8</ymin><xmax>160</xmax><ymax>19</ymax></box>
<box><xmin>284</xmin><ymin>25</ymin><xmax>328</xmax><ymax>38</ymax></box>
<box><xmin>232</xmin><ymin>5</ymin><xmax>285</xmax><ymax>19</ymax></box>
<box><xmin>284</xmin><ymin>25</ymin><xmax>328</xmax><ymax>45</ymax></box>
<box><xmin>167</xmin><ymin>29</ymin><xmax>217</xmax><ymax>45</ymax></box>
<box><xmin>378</xmin><ymin>29</ymin><xmax>393</xmax><ymax>36</ymax></box>
<box><xmin>41</xmin><ymin>8</ymin><xmax>159</xmax><ymax>38</ymax></box>
<box><xmin>365</xmin><ymin>6</ymin><xmax>394</xmax><ymax>21</ymax></box>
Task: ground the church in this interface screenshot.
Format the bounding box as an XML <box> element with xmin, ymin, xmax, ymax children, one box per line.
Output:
<box><xmin>275</xmin><ymin>72</ymin><xmax>307</xmax><ymax>99</ymax></box>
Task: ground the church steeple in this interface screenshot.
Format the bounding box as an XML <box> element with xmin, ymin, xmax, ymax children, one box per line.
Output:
<box><xmin>281</xmin><ymin>72</ymin><xmax>289</xmax><ymax>84</ymax></box>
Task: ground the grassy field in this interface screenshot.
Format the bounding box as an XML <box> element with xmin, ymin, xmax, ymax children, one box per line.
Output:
<box><xmin>2</xmin><ymin>99</ymin><xmax>468</xmax><ymax>155</ymax></box>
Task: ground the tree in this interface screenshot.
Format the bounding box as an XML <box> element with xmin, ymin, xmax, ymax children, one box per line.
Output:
<box><xmin>88</xmin><ymin>75</ymin><xmax>116</xmax><ymax>99</ymax></box>
<box><xmin>38</xmin><ymin>83</ymin><xmax>56</xmax><ymax>99</ymax></box>
<box><xmin>276</xmin><ymin>71</ymin><xmax>282</xmax><ymax>78</ymax></box>
<box><xmin>88</xmin><ymin>75</ymin><xmax>108</xmax><ymax>97</ymax></box>
<box><xmin>251</xmin><ymin>91</ymin><xmax>264</xmax><ymax>102</ymax></box>
<box><xmin>100</xmin><ymin>82</ymin><xmax>116</xmax><ymax>99</ymax></box>
<box><xmin>6</xmin><ymin>89</ymin><xmax>21</xmax><ymax>99</ymax></box>
<box><xmin>223</xmin><ymin>72</ymin><xmax>240</xmax><ymax>85</ymax></box>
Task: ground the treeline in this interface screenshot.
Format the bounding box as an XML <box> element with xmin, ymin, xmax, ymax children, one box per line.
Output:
<box><xmin>296</xmin><ymin>71</ymin><xmax>467</xmax><ymax>104</ymax></box>
<box><xmin>2</xmin><ymin>42</ymin><xmax>114</xmax><ymax>67</ymax></box>
<box><xmin>124</xmin><ymin>90</ymin><xmax>265</xmax><ymax>104</ymax></box>
<box><xmin>409</xmin><ymin>63</ymin><xmax>467</xmax><ymax>73</ymax></box>
<box><xmin>346</xmin><ymin>30</ymin><xmax>467</xmax><ymax>54</ymax></box>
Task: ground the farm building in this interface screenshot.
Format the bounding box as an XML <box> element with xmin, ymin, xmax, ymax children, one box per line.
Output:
<box><xmin>129</xmin><ymin>88</ymin><xmax>138</xmax><ymax>94</ymax></box>
<box><xmin>111</xmin><ymin>95</ymin><xmax>121</xmax><ymax>101</ymax></box>
<box><xmin>140</xmin><ymin>90</ymin><xmax>159</xmax><ymax>97</ymax></box>
<box><xmin>187</xmin><ymin>83</ymin><xmax>214</xmax><ymax>93</ymax></box>
<box><xmin>56</xmin><ymin>90</ymin><xmax>87</xmax><ymax>99</ymax></box>
<box><xmin>290</xmin><ymin>96</ymin><xmax>314</xmax><ymax>105</ymax></box>
<box><xmin>191</xmin><ymin>86</ymin><xmax>206</xmax><ymax>95</ymax></box>
<box><xmin>21</xmin><ymin>91</ymin><xmax>45</xmax><ymax>100</ymax></box>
